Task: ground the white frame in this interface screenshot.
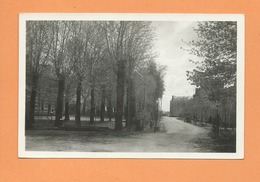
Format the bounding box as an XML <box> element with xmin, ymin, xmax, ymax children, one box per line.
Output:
<box><xmin>19</xmin><ymin>13</ymin><xmax>244</xmax><ymax>159</ymax></box>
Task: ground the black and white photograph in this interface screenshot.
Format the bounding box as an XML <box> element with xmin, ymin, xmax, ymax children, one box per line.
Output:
<box><xmin>19</xmin><ymin>14</ymin><xmax>244</xmax><ymax>159</ymax></box>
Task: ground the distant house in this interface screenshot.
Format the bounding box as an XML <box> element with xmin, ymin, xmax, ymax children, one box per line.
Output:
<box><xmin>169</xmin><ymin>96</ymin><xmax>190</xmax><ymax>117</ymax></box>
<box><xmin>26</xmin><ymin>64</ymin><xmax>58</xmax><ymax>116</ymax></box>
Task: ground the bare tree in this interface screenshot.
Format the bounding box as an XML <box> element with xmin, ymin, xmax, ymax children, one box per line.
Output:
<box><xmin>50</xmin><ymin>21</ymin><xmax>74</xmax><ymax>127</ymax></box>
<box><xmin>67</xmin><ymin>21</ymin><xmax>94</xmax><ymax>126</ymax></box>
<box><xmin>26</xmin><ymin>21</ymin><xmax>53</xmax><ymax>129</ymax></box>
<box><xmin>64</xmin><ymin>72</ymin><xmax>77</xmax><ymax>121</ymax></box>
<box><xmin>72</xmin><ymin>22</ymin><xmax>107</xmax><ymax>124</ymax></box>
<box><xmin>124</xmin><ymin>22</ymin><xmax>155</xmax><ymax>130</ymax></box>
<box><xmin>101</xmin><ymin>21</ymin><xmax>156</xmax><ymax>131</ymax></box>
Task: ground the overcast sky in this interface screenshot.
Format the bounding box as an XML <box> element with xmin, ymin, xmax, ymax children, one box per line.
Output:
<box><xmin>152</xmin><ymin>21</ymin><xmax>199</xmax><ymax>111</ymax></box>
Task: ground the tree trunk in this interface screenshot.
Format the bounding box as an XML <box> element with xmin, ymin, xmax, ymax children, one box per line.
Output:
<box><xmin>90</xmin><ymin>87</ymin><xmax>95</xmax><ymax>124</ymax></box>
<box><xmin>65</xmin><ymin>101</ymin><xmax>70</xmax><ymax>121</ymax></box>
<box><xmin>107</xmin><ymin>92</ymin><xmax>112</xmax><ymax>122</ymax></box>
<box><xmin>27</xmin><ymin>74</ymin><xmax>38</xmax><ymax>130</ymax></box>
<box><xmin>127</xmin><ymin>78</ymin><xmax>136</xmax><ymax>131</ymax></box>
<box><xmin>100</xmin><ymin>85</ymin><xmax>106</xmax><ymax>122</ymax></box>
<box><xmin>115</xmin><ymin>60</ymin><xmax>125</xmax><ymax>131</ymax></box>
<box><xmin>25</xmin><ymin>104</ymin><xmax>31</xmax><ymax>130</ymax></box>
<box><xmin>215</xmin><ymin>113</ymin><xmax>220</xmax><ymax>137</ymax></box>
<box><xmin>213</xmin><ymin>107</ymin><xmax>220</xmax><ymax>138</ymax></box>
<box><xmin>125</xmin><ymin>95</ymin><xmax>128</xmax><ymax>128</ymax></box>
<box><xmin>75</xmin><ymin>80</ymin><xmax>82</xmax><ymax>126</ymax></box>
<box><xmin>28</xmin><ymin>87</ymin><xmax>37</xmax><ymax>129</ymax></box>
<box><xmin>55</xmin><ymin>77</ymin><xmax>65</xmax><ymax>127</ymax></box>
<box><xmin>200</xmin><ymin>110</ymin><xmax>203</xmax><ymax>126</ymax></box>
<box><xmin>131</xmin><ymin>93</ymin><xmax>137</xmax><ymax>130</ymax></box>
<box><xmin>224</xmin><ymin>106</ymin><xmax>227</xmax><ymax>130</ymax></box>
<box><xmin>82</xmin><ymin>97</ymin><xmax>86</xmax><ymax>115</ymax></box>
<box><xmin>113</xmin><ymin>107</ymin><xmax>116</xmax><ymax>117</ymax></box>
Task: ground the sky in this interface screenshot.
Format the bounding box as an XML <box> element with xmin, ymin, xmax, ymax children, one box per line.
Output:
<box><xmin>152</xmin><ymin>21</ymin><xmax>199</xmax><ymax>111</ymax></box>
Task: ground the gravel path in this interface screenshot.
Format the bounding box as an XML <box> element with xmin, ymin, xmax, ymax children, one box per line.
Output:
<box><xmin>26</xmin><ymin>117</ymin><xmax>215</xmax><ymax>152</ymax></box>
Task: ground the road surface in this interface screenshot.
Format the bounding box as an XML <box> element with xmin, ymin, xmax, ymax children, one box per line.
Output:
<box><xmin>26</xmin><ymin>117</ymin><xmax>215</xmax><ymax>152</ymax></box>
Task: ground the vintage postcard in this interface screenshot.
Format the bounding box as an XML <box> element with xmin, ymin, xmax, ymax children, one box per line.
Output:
<box><xmin>19</xmin><ymin>13</ymin><xmax>244</xmax><ymax>159</ymax></box>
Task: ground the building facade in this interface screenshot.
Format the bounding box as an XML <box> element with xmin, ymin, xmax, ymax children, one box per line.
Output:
<box><xmin>170</xmin><ymin>96</ymin><xmax>190</xmax><ymax>117</ymax></box>
<box><xmin>26</xmin><ymin>64</ymin><xmax>58</xmax><ymax>116</ymax></box>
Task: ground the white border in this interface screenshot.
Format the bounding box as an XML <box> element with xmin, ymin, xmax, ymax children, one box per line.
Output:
<box><xmin>19</xmin><ymin>13</ymin><xmax>244</xmax><ymax>159</ymax></box>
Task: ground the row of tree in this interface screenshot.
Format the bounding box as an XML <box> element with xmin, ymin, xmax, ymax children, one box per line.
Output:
<box><xmin>26</xmin><ymin>21</ymin><xmax>166</xmax><ymax>131</ymax></box>
<box><xmin>184</xmin><ymin>21</ymin><xmax>237</xmax><ymax>137</ymax></box>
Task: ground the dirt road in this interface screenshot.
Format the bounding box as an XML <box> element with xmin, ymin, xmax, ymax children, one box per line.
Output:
<box><xmin>26</xmin><ymin>117</ymin><xmax>215</xmax><ymax>152</ymax></box>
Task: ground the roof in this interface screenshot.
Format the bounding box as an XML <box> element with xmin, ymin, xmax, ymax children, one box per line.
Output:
<box><xmin>170</xmin><ymin>96</ymin><xmax>190</xmax><ymax>102</ymax></box>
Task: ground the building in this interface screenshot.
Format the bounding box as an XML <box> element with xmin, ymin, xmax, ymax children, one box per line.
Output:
<box><xmin>26</xmin><ymin>64</ymin><xmax>58</xmax><ymax>116</ymax></box>
<box><xmin>170</xmin><ymin>95</ymin><xmax>190</xmax><ymax>117</ymax></box>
